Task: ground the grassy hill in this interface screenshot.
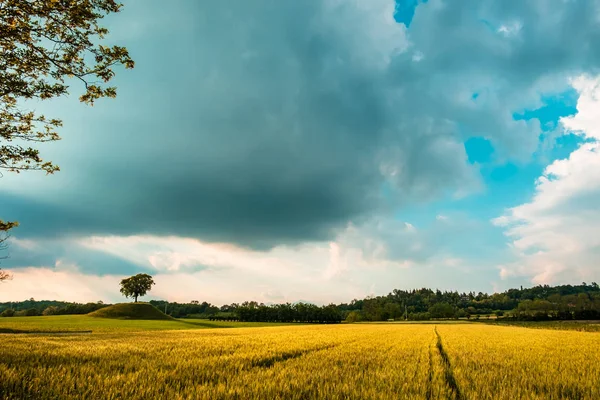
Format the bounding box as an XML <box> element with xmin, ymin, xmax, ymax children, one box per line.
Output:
<box><xmin>88</xmin><ymin>303</ymin><xmax>173</xmax><ymax>320</ymax></box>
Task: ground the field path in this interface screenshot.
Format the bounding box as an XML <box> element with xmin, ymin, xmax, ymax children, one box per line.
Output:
<box><xmin>434</xmin><ymin>326</ymin><xmax>463</xmax><ymax>400</ymax></box>
<box><xmin>426</xmin><ymin>333</ymin><xmax>434</xmax><ymax>400</ymax></box>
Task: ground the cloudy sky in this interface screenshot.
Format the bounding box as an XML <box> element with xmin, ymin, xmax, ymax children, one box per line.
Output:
<box><xmin>2</xmin><ymin>0</ymin><xmax>600</xmax><ymax>305</ymax></box>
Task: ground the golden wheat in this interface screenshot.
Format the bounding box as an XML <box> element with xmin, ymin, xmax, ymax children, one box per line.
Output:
<box><xmin>436</xmin><ymin>324</ymin><xmax>600</xmax><ymax>399</ymax></box>
<box><xmin>1</xmin><ymin>323</ymin><xmax>598</xmax><ymax>399</ymax></box>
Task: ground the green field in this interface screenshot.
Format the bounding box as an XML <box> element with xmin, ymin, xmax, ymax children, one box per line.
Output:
<box><xmin>1</xmin><ymin>316</ymin><xmax>600</xmax><ymax>399</ymax></box>
<box><xmin>0</xmin><ymin>314</ymin><xmax>296</xmax><ymax>333</ymax></box>
<box><xmin>483</xmin><ymin>319</ymin><xmax>600</xmax><ymax>332</ymax></box>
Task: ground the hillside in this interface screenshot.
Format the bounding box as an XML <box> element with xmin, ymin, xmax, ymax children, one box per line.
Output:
<box><xmin>88</xmin><ymin>303</ymin><xmax>173</xmax><ymax>320</ymax></box>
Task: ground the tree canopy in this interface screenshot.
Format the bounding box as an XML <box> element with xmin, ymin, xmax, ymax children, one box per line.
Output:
<box><xmin>2</xmin><ymin>282</ymin><xmax>600</xmax><ymax>322</ymax></box>
<box><xmin>0</xmin><ymin>0</ymin><xmax>134</xmax><ymax>237</ymax></box>
<box><xmin>119</xmin><ymin>274</ymin><xmax>155</xmax><ymax>303</ymax></box>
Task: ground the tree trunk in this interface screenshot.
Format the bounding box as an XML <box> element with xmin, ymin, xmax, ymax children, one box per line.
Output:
<box><xmin>134</xmin><ymin>294</ymin><xmax>138</xmax><ymax>302</ymax></box>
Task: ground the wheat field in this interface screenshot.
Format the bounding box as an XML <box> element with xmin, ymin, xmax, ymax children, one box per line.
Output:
<box><xmin>1</xmin><ymin>323</ymin><xmax>599</xmax><ymax>399</ymax></box>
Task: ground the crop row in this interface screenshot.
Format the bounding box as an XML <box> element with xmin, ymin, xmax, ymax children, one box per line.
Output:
<box><xmin>1</xmin><ymin>323</ymin><xmax>599</xmax><ymax>399</ymax></box>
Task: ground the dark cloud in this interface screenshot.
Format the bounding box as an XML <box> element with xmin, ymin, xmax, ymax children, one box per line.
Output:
<box><xmin>2</xmin><ymin>236</ymin><xmax>146</xmax><ymax>276</ymax></box>
<box><xmin>2</xmin><ymin>0</ymin><xmax>600</xmax><ymax>249</ymax></box>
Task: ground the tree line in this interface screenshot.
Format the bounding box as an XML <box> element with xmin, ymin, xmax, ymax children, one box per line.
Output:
<box><xmin>0</xmin><ymin>299</ymin><xmax>107</xmax><ymax>317</ymax></box>
<box><xmin>338</xmin><ymin>283</ymin><xmax>600</xmax><ymax>321</ymax></box>
<box><xmin>232</xmin><ymin>302</ymin><xmax>342</xmax><ymax>323</ymax></box>
<box><xmin>1</xmin><ymin>283</ymin><xmax>599</xmax><ymax>322</ymax></box>
<box><xmin>148</xmin><ymin>300</ymin><xmax>342</xmax><ymax>323</ymax></box>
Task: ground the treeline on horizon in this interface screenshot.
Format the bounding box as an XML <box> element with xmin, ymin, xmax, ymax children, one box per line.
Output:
<box><xmin>1</xmin><ymin>283</ymin><xmax>599</xmax><ymax>322</ymax></box>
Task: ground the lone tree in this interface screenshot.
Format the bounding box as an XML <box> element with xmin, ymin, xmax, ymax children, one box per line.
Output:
<box><xmin>0</xmin><ymin>0</ymin><xmax>134</xmax><ymax>239</ymax></box>
<box><xmin>119</xmin><ymin>273</ymin><xmax>155</xmax><ymax>303</ymax></box>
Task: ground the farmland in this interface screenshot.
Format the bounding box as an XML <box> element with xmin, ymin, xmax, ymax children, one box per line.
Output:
<box><xmin>0</xmin><ymin>314</ymin><xmax>295</xmax><ymax>334</ymax></box>
<box><xmin>1</xmin><ymin>319</ymin><xmax>599</xmax><ymax>399</ymax></box>
<box><xmin>484</xmin><ymin>319</ymin><xmax>600</xmax><ymax>332</ymax></box>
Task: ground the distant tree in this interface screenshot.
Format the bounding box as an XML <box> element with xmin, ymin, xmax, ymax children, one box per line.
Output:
<box><xmin>409</xmin><ymin>312</ymin><xmax>431</xmax><ymax>321</ymax></box>
<box><xmin>383</xmin><ymin>302</ymin><xmax>402</xmax><ymax>320</ymax></box>
<box><xmin>428</xmin><ymin>302</ymin><xmax>455</xmax><ymax>319</ymax></box>
<box><xmin>345</xmin><ymin>311</ymin><xmax>361</xmax><ymax>323</ymax></box>
<box><xmin>119</xmin><ymin>273</ymin><xmax>155</xmax><ymax>302</ymax></box>
<box><xmin>17</xmin><ymin>308</ymin><xmax>39</xmax><ymax>316</ymax></box>
<box><xmin>1</xmin><ymin>308</ymin><xmax>14</xmax><ymax>317</ymax></box>
<box><xmin>0</xmin><ymin>0</ymin><xmax>134</xmax><ymax>239</ymax></box>
<box><xmin>42</xmin><ymin>306</ymin><xmax>59</xmax><ymax>316</ymax></box>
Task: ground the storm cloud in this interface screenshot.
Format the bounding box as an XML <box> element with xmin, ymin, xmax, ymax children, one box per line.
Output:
<box><xmin>3</xmin><ymin>0</ymin><xmax>600</xmax><ymax>250</ymax></box>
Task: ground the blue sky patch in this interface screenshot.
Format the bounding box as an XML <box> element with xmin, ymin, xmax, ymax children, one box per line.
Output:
<box><xmin>464</xmin><ymin>137</ymin><xmax>495</xmax><ymax>164</ymax></box>
<box><xmin>394</xmin><ymin>0</ymin><xmax>423</xmax><ymax>27</ymax></box>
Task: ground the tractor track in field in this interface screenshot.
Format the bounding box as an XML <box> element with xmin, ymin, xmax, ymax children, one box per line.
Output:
<box><xmin>250</xmin><ymin>343</ymin><xmax>338</xmax><ymax>369</ymax></box>
<box><xmin>0</xmin><ymin>328</ymin><xmax>92</xmax><ymax>335</ymax></box>
<box><xmin>426</xmin><ymin>337</ymin><xmax>434</xmax><ymax>400</ymax></box>
<box><xmin>434</xmin><ymin>327</ymin><xmax>463</xmax><ymax>400</ymax></box>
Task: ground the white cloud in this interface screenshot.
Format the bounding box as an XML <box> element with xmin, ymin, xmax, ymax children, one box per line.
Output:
<box><xmin>404</xmin><ymin>222</ymin><xmax>416</xmax><ymax>231</ymax></box>
<box><xmin>498</xmin><ymin>21</ymin><xmax>523</xmax><ymax>37</ymax></box>
<box><xmin>412</xmin><ymin>51</ymin><xmax>424</xmax><ymax>62</ymax></box>
<box><xmin>494</xmin><ymin>75</ymin><xmax>600</xmax><ymax>284</ymax></box>
<box><xmin>0</xmin><ymin>267</ymin><xmax>119</xmax><ymax>303</ymax></box>
<box><xmin>79</xmin><ymin>235</ymin><xmax>325</xmax><ymax>279</ymax></box>
<box><xmin>2</xmin><ymin>211</ymin><xmax>503</xmax><ymax>304</ymax></box>
<box><xmin>9</xmin><ymin>238</ymin><xmax>39</xmax><ymax>251</ymax></box>
<box><xmin>77</xmin><ymin>227</ymin><xmax>415</xmax><ymax>299</ymax></box>
<box><xmin>563</xmin><ymin>76</ymin><xmax>600</xmax><ymax>140</ymax></box>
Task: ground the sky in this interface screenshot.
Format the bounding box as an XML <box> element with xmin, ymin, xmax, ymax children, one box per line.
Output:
<box><xmin>1</xmin><ymin>0</ymin><xmax>600</xmax><ymax>305</ymax></box>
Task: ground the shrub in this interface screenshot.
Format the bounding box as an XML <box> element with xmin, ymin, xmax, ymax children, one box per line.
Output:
<box><xmin>409</xmin><ymin>312</ymin><xmax>431</xmax><ymax>321</ymax></box>
<box><xmin>1</xmin><ymin>309</ymin><xmax>15</xmax><ymax>317</ymax></box>
<box><xmin>345</xmin><ymin>311</ymin><xmax>362</xmax><ymax>323</ymax></box>
<box><xmin>43</xmin><ymin>306</ymin><xmax>60</xmax><ymax>316</ymax></box>
<box><xmin>15</xmin><ymin>308</ymin><xmax>40</xmax><ymax>317</ymax></box>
